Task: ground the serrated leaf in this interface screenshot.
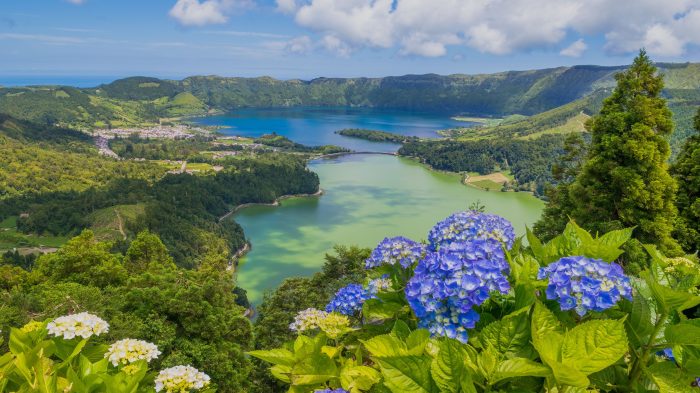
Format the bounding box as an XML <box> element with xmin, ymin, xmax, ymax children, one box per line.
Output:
<box><xmin>430</xmin><ymin>339</ymin><xmax>470</xmax><ymax>393</ymax></box>
<box><xmin>479</xmin><ymin>306</ymin><xmax>531</xmax><ymax>356</ymax></box>
<box><xmin>625</xmin><ymin>288</ymin><xmax>654</xmax><ymax>347</ymax></box>
<box><xmin>491</xmin><ymin>358</ymin><xmax>550</xmax><ymax>383</ymax></box>
<box><xmin>406</xmin><ymin>330</ymin><xmax>430</xmax><ymax>355</ymax></box>
<box><xmin>526</xmin><ymin>227</ymin><xmax>545</xmax><ymax>261</ymax></box>
<box><xmin>531</xmin><ymin>301</ymin><xmax>563</xmax><ymax>363</ymax></box>
<box><xmin>340</xmin><ymin>365</ymin><xmax>381</xmax><ymax>393</ymax></box>
<box><xmin>270</xmin><ymin>365</ymin><xmax>292</xmax><ymax>383</ymax></box>
<box><xmin>364</xmin><ymin>299</ymin><xmax>405</xmax><ymax>322</ymax></box>
<box><xmin>392</xmin><ymin>320</ymin><xmax>411</xmax><ymax>340</ymax></box>
<box><xmin>376</xmin><ymin>355</ymin><xmax>438</xmax><ymax>393</ymax></box>
<box><xmin>362</xmin><ymin>335</ymin><xmax>407</xmax><ymax>358</ymax></box>
<box><xmin>645</xmin><ymin>271</ymin><xmax>700</xmax><ymax>313</ymax></box>
<box><xmin>597</xmin><ymin>227</ymin><xmax>634</xmax><ymax>249</ymax></box>
<box><xmin>560</xmin><ymin>319</ymin><xmax>628</xmax><ymax>375</ymax></box>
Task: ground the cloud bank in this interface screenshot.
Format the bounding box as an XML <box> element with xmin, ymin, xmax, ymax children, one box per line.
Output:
<box><xmin>273</xmin><ymin>0</ymin><xmax>700</xmax><ymax>57</ymax></box>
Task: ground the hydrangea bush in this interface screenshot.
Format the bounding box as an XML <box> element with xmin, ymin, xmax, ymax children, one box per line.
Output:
<box><xmin>0</xmin><ymin>313</ymin><xmax>213</xmax><ymax>392</ymax></box>
<box><xmin>251</xmin><ymin>211</ymin><xmax>700</xmax><ymax>393</ymax></box>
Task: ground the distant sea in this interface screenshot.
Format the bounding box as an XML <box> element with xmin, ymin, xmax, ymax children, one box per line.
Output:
<box><xmin>0</xmin><ymin>76</ymin><xmax>123</xmax><ymax>88</ymax></box>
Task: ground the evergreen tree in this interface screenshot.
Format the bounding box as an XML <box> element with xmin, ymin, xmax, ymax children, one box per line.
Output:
<box><xmin>539</xmin><ymin>50</ymin><xmax>681</xmax><ymax>254</ymax></box>
<box><xmin>671</xmin><ymin>108</ymin><xmax>700</xmax><ymax>252</ymax></box>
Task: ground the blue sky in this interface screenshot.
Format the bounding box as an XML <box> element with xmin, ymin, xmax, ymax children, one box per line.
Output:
<box><xmin>2</xmin><ymin>0</ymin><xmax>700</xmax><ymax>83</ymax></box>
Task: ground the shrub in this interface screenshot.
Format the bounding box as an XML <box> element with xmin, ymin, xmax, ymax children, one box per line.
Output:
<box><xmin>251</xmin><ymin>211</ymin><xmax>700</xmax><ymax>393</ymax></box>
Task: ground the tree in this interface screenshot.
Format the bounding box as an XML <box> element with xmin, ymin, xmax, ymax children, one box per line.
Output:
<box><xmin>671</xmin><ymin>107</ymin><xmax>700</xmax><ymax>252</ymax></box>
<box><xmin>548</xmin><ymin>50</ymin><xmax>681</xmax><ymax>254</ymax></box>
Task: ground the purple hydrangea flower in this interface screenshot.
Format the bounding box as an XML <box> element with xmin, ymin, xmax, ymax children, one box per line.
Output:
<box><xmin>326</xmin><ymin>284</ymin><xmax>374</xmax><ymax>316</ymax></box>
<box><xmin>428</xmin><ymin>211</ymin><xmax>515</xmax><ymax>251</ymax></box>
<box><xmin>365</xmin><ymin>236</ymin><xmax>425</xmax><ymax>269</ymax></box>
<box><xmin>538</xmin><ymin>256</ymin><xmax>632</xmax><ymax>316</ymax></box>
<box><xmin>405</xmin><ymin>238</ymin><xmax>510</xmax><ymax>343</ymax></box>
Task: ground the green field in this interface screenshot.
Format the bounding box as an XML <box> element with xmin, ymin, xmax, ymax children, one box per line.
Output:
<box><xmin>88</xmin><ymin>204</ymin><xmax>146</xmax><ymax>241</ymax></box>
<box><xmin>0</xmin><ymin>216</ymin><xmax>70</xmax><ymax>250</ymax></box>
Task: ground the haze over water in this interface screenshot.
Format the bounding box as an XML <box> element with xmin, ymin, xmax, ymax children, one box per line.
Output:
<box><xmin>234</xmin><ymin>154</ymin><xmax>544</xmax><ymax>304</ymax></box>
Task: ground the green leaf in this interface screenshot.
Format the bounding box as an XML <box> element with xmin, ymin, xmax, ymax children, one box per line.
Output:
<box><xmin>248</xmin><ymin>348</ymin><xmax>296</xmax><ymax>367</ymax></box>
<box><xmin>548</xmin><ymin>362</ymin><xmax>590</xmax><ymax>388</ymax></box>
<box><xmin>430</xmin><ymin>339</ymin><xmax>472</xmax><ymax>393</ymax></box>
<box><xmin>406</xmin><ymin>330</ymin><xmax>430</xmax><ymax>356</ymax></box>
<box><xmin>479</xmin><ymin>306</ymin><xmax>531</xmax><ymax>356</ymax></box>
<box><xmin>647</xmin><ymin>361</ymin><xmax>697</xmax><ymax>393</ymax></box>
<box><xmin>340</xmin><ymin>365</ymin><xmax>381</xmax><ymax>393</ymax></box>
<box><xmin>362</xmin><ymin>335</ymin><xmax>407</xmax><ymax>358</ymax></box>
<box><xmin>363</xmin><ymin>299</ymin><xmax>405</xmax><ymax>322</ymax></box>
<box><xmin>597</xmin><ymin>227</ymin><xmax>634</xmax><ymax>249</ymax></box>
<box><xmin>531</xmin><ymin>301</ymin><xmax>563</xmax><ymax>363</ymax></box>
<box><xmin>270</xmin><ymin>365</ymin><xmax>292</xmax><ymax>383</ymax></box>
<box><xmin>491</xmin><ymin>358</ymin><xmax>550</xmax><ymax>383</ymax></box>
<box><xmin>290</xmin><ymin>353</ymin><xmax>338</xmax><ymax>386</ymax></box>
<box><xmin>376</xmin><ymin>355</ymin><xmax>438</xmax><ymax>393</ymax></box>
<box><xmin>625</xmin><ymin>285</ymin><xmax>654</xmax><ymax>347</ymax></box>
<box><xmin>526</xmin><ymin>227</ymin><xmax>544</xmax><ymax>261</ymax></box>
<box><xmin>645</xmin><ymin>271</ymin><xmax>700</xmax><ymax>313</ymax></box>
<box><xmin>560</xmin><ymin>319</ymin><xmax>628</xmax><ymax>375</ymax></box>
<box><xmin>666</xmin><ymin>323</ymin><xmax>700</xmax><ymax>347</ymax></box>
<box><xmin>392</xmin><ymin>320</ymin><xmax>411</xmax><ymax>341</ymax></box>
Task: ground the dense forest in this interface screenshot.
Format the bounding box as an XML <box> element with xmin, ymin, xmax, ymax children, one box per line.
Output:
<box><xmin>399</xmin><ymin>135</ymin><xmax>569</xmax><ymax>195</ymax></box>
<box><xmin>335</xmin><ymin>128</ymin><xmax>419</xmax><ymax>143</ymax></box>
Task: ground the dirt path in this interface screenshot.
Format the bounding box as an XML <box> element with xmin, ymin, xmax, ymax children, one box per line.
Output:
<box><xmin>115</xmin><ymin>208</ymin><xmax>127</xmax><ymax>240</ymax></box>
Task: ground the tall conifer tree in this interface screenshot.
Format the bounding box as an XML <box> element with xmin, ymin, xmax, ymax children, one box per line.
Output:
<box><xmin>671</xmin><ymin>108</ymin><xmax>700</xmax><ymax>252</ymax></box>
<box><xmin>565</xmin><ymin>50</ymin><xmax>680</xmax><ymax>254</ymax></box>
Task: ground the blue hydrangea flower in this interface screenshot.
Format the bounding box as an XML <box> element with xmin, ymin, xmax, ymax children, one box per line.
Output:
<box><xmin>365</xmin><ymin>236</ymin><xmax>425</xmax><ymax>269</ymax></box>
<box><xmin>405</xmin><ymin>238</ymin><xmax>510</xmax><ymax>343</ymax></box>
<box><xmin>428</xmin><ymin>211</ymin><xmax>515</xmax><ymax>251</ymax></box>
<box><xmin>658</xmin><ymin>348</ymin><xmax>675</xmax><ymax>361</ymax></box>
<box><xmin>538</xmin><ymin>256</ymin><xmax>632</xmax><ymax>316</ymax></box>
<box><xmin>314</xmin><ymin>389</ymin><xmax>349</xmax><ymax>393</ymax></box>
<box><xmin>326</xmin><ymin>284</ymin><xmax>373</xmax><ymax>316</ymax></box>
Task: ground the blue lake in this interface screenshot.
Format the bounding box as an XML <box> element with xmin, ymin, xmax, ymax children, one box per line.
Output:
<box><xmin>194</xmin><ymin>107</ymin><xmax>469</xmax><ymax>152</ymax></box>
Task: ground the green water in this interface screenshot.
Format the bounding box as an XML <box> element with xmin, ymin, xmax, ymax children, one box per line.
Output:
<box><xmin>234</xmin><ymin>154</ymin><xmax>544</xmax><ymax>304</ymax></box>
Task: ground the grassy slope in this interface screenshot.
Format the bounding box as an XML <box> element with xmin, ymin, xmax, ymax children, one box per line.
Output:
<box><xmin>88</xmin><ymin>204</ymin><xmax>146</xmax><ymax>241</ymax></box>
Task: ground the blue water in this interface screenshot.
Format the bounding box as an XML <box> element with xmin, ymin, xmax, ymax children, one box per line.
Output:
<box><xmin>194</xmin><ymin>107</ymin><xmax>469</xmax><ymax>152</ymax></box>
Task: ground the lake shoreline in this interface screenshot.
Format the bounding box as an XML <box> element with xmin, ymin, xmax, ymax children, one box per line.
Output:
<box><xmin>219</xmin><ymin>188</ymin><xmax>325</xmax><ymax>223</ymax></box>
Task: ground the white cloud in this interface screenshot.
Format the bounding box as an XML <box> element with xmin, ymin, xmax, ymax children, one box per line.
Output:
<box><xmin>286</xmin><ymin>35</ymin><xmax>313</xmax><ymax>53</ymax></box>
<box><xmin>276</xmin><ymin>0</ymin><xmax>298</xmax><ymax>14</ymax></box>
<box><xmin>280</xmin><ymin>0</ymin><xmax>700</xmax><ymax>58</ymax></box>
<box><xmin>169</xmin><ymin>0</ymin><xmax>251</xmax><ymax>26</ymax></box>
<box><xmin>560</xmin><ymin>39</ymin><xmax>587</xmax><ymax>57</ymax></box>
<box><xmin>320</xmin><ymin>35</ymin><xmax>352</xmax><ymax>57</ymax></box>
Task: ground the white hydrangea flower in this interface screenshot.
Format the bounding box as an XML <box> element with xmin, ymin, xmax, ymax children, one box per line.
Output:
<box><xmin>46</xmin><ymin>312</ymin><xmax>109</xmax><ymax>339</ymax></box>
<box><xmin>155</xmin><ymin>365</ymin><xmax>211</xmax><ymax>392</ymax></box>
<box><xmin>367</xmin><ymin>277</ymin><xmax>392</xmax><ymax>294</ymax></box>
<box><xmin>289</xmin><ymin>308</ymin><xmax>328</xmax><ymax>332</ymax></box>
<box><xmin>105</xmin><ymin>338</ymin><xmax>161</xmax><ymax>366</ymax></box>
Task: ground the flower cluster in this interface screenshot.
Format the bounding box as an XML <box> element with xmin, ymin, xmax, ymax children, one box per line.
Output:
<box><xmin>155</xmin><ymin>365</ymin><xmax>210</xmax><ymax>393</ymax></box>
<box><xmin>365</xmin><ymin>236</ymin><xmax>425</xmax><ymax>269</ymax></box>
<box><xmin>367</xmin><ymin>276</ymin><xmax>392</xmax><ymax>294</ymax></box>
<box><xmin>326</xmin><ymin>284</ymin><xmax>374</xmax><ymax>315</ymax></box>
<box><xmin>538</xmin><ymin>256</ymin><xmax>632</xmax><ymax>316</ymax></box>
<box><xmin>289</xmin><ymin>308</ymin><xmax>328</xmax><ymax>332</ymax></box>
<box><xmin>405</xmin><ymin>239</ymin><xmax>510</xmax><ymax>343</ymax></box>
<box><xmin>105</xmin><ymin>339</ymin><xmax>161</xmax><ymax>366</ymax></box>
<box><xmin>20</xmin><ymin>321</ymin><xmax>44</xmax><ymax>333</ymax></box>
<box><xmin>428</xmin><ymin>211</ymin><xmax>515</xmax><ymax>251</ymax></box>
<box><xmin>316</xmin><ymin>313</ymin><xmax>351</xmax><ymax>339</ymax></box>
<box><xmin>47</xmin><ymin>312</ymin><xmax>109</xmax><ymax>340</ymax></box>
<box><xmin>315</xmin><ymin>389</ymin><xmax>349</xmax><ymax>393</ymax></box>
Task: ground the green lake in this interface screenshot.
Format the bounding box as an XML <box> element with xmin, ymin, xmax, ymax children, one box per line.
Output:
<box><xmin>234</xmin><ymin>154</ymin><xmax>544</xmax><ymax>304</ymax></box>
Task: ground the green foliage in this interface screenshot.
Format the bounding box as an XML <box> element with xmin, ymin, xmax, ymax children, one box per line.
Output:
<box><xmin>254</xmin><ymin>133</ymin><xmax>350</xmax><ymax>154</ymax></box>
<box><xmin>539</xmin><ymin>51</ymin><xmax>682</xmax><ymax>255</ymax></box>
<box><xmin>0</xmin><ymin>230</ymin><xmax>252</xmax><ymax>392</ymax></box>
<box><xmin>400</xmin><ymin>134</ymin><xmax>568</xmax><ymax>195</ymax></box>
<box><xmin>253</xmin><ymin>222</ymin><xmax>700</xmax><ymax>393</ymax></box>
<box><xmin>336</xmin><ymin>129</ymin><xmax>419</xmax><ymax>143</ymax></box>
<box><xmin>671</xmin><ymin>107</ymin><xmax>700</xmax><ymax>253</ymax></box>
<box><xmin>0</xmin><ymin>317</ymin><xmax>215</xmax><ymax>393</ymax></box>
